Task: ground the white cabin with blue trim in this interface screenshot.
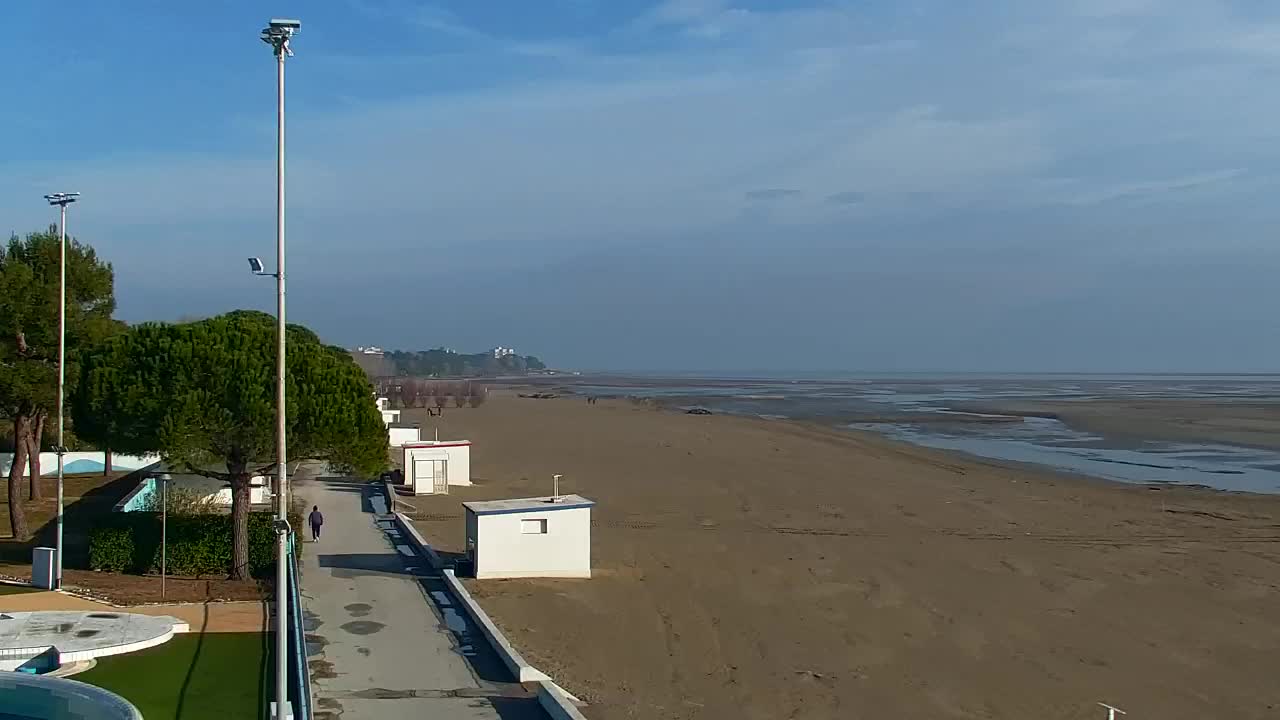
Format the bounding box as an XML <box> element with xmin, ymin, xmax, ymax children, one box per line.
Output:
<box><xmin>463</xmin><ymin>495</ymin><xmax>594</xmax><ymax>579</ymax></box>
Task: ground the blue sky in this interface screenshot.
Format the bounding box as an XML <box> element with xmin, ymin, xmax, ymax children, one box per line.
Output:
<box><xmin>4</xmin><ymin>0</ymin><xmax>1280</xmax><ymax>372</ymax></box>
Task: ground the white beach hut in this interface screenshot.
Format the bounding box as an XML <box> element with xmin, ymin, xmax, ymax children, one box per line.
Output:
<box><xmin>402</xmin><ymin>440</ymin><xmax>472</xmax><ymax>494</ymax></box>
<box><xmin>387</xmin><ymin>425</ymin><xmax>421</xmax><ymax>448</ymax></box>
<box><xmin>463</xmin><ymin>495</ymin><xmax>594</xmax><ymax>579</ymax></box>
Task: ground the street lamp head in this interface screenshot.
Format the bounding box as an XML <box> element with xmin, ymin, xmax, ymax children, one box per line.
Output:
<box><xmin>261</xmin><ymin>18</ymin><xmax>300</xmax><ymax>57</ymax></box>
<box><xmin>248</xmin><ymin>257</ymin><xmax>266</xmax><ymax>274</ymax></box>
<box><xmin>43</xmin><ymin>192</ymin><xmax>79</xmax><ymax>207</ymax></box>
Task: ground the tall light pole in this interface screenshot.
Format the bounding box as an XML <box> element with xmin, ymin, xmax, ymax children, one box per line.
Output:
<box><xmin>43</xmin><ymin>191</ymin><xmax>79</xmax><ymax>591</ymax></box>
<box><xmin>261</xmin><ymin>17</ymin><xmax>298</xmax><ymax>720</ymax></box>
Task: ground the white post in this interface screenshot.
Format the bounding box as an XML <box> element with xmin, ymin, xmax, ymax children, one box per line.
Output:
<box><xmin>274</xmin><ymin>41</ymin><xmax>290</xmax><ymax>720</ymax></box>
<box><xmin>161</xmin><ymin>476</ymin><xmax>167</xmax><ymax>601</ymax></box>
<box><xmin>55</xmin><ymin>201</ymin><xmax>67</xmax><ymax>591</ymax></box>
<box><xmin>553</xmin><ymin>474</ymin><xmax>562</xmax><ymax>500</ymax></box>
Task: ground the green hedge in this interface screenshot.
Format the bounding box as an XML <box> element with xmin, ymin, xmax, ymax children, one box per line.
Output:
<box><xmin>88</xmin><ymin>511</ymin><xmax>302</xmax><ymax>578</ymax></box>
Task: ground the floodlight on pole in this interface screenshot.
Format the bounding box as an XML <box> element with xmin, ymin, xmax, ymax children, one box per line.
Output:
<box><xmin>43</xmin><ymin>191</ymin><xmax>79</xmax><ymax>592</ymax></box>
<box><xmin>261</xmin><ymin>17</ymin><xmax>299</xmax><ymax>720</ymax></box>
<box><xmin>247</xmin><ymin>256</ymin><xmax>275</xmax><ymax>277</ymax></box>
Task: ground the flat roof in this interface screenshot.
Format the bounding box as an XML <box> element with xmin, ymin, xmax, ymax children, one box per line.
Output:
<box><xmin>404</xmin><ymin>440</ymin><xmax>471</xmax><ymax>448</ymax></box>
<box><xmin>464</xmin><ymin>494</ymin><xmax>594</xmax><ymax>516</ymax></box>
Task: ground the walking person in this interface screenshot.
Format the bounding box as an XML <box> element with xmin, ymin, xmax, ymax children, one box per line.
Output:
<box><xmin>309</xmin><ymin>505</ymin><xmax>324</xmax><ymax>542</ymax></box>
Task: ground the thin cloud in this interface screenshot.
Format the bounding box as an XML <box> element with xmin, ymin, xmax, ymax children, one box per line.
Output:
<box><xmin>745</xmin><ymin>188</ymin><xmax>802</xmax><ymax>202</ymax></box>
<box><xmin>825</xmin><ymin>191</ymin><xmax>864</xmax><ymax>205</ymax></box>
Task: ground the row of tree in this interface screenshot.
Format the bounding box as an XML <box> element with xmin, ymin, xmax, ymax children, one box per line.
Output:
<box><xmin>2</xmin><ymin>229</ymin><xmax>388</xmax><ymax>578</ymax></box>
<box><xmin>383</xmin><ymin>348</ymin><xmax>546</xmax><ymax>377</ymax></box>
<box><xmin>374</xmin><ymin>378</ymin><xmax>489</xmax><ymax>409</ymax></box>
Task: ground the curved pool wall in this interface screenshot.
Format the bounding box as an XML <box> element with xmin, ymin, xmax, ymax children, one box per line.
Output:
<box><xmin>115</xmin><ymin>477</ymin><xmax>157</xmax><ymax>512</ymax></box>
<box><xmin>0</xmin><ymin>672</ymin><xmax>142</xmax><ymax>720</ymax></box>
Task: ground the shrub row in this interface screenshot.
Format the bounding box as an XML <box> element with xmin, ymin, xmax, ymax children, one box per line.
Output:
<box><xmin>88</xmin><ymin>510</ymin><xmax>301</xmax><ymax>578</ymax></box>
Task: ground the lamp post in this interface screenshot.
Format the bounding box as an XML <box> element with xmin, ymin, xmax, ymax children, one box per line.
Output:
<box><xmin>43</xmin><ymin>191</ymin><xmax>79</xmax><ymax>591</ymax></box>
<box><xmin>260</xmin><ymin>18</ymin><xmax>299</xmax><ymax>720</ymax></box>
<box><xmin>157</xmin><ymin>473</ymin><xmax>172</xmax><ymax>601</ymax></box>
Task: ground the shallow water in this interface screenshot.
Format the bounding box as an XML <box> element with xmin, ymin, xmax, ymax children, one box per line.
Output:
<box><xmin>569</xmin><ymin>374</ymin><xmax>1280</xmax><ymax>493</ymax></box>
<box><xmin>861</xmin><ymin>417</ymin><xmax>1280</xmax><ymax>493</ymax></box>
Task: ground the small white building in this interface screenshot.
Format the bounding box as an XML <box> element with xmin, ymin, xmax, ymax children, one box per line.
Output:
<box><xmin>464</xmin><ymin>495</ymin><xmax>594</xmax><ymax>579</ymax></box>
<box><xmin>380</xmin><ymin>409</ymin><xmax>401</xmax><ymax>427</ymax></box>
<box><xmin>402</xmin><ymin>440</ymin><xmax>472</xmax><ymax>494</ymax></box>
<box><xmin>388</xmin><ymin>425</ymin><xmax>421</xmax><ymax>448</ymax></box>
<box><xmin>375</xmin><ymin>396</ymin><xmax>390</xmax><ymax>411</ymax></box>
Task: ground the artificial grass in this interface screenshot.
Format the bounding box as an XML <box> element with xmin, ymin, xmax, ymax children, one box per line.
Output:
<box><xmin>76</xmin><ymin>632</ymin><xmax>270</xmax><ymax>720</ymax></box>
<box><xmin>0</xmin><ymin>583</ymin><xmax>37</xmax><ymax>595</ymax></box>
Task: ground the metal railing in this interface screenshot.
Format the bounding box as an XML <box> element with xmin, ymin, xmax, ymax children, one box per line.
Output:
<box><xmin>286</xmin><ymin>533</ymin><xmax>313</xmax><ymax>720</ymax></box>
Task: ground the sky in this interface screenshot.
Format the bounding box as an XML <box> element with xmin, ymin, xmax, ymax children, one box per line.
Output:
<box><xmin>3</xmin><ymin>0</ymin><xmax>1280</xmax><ymax>373</ymax></box>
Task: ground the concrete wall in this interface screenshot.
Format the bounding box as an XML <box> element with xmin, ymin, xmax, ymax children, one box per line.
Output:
<box><xmin>0</xmin><ymin>452</ymin><xmax>159</xmax><ymax>479</ymax></box>
<box><xmin>116</xmin><ymin>473</ymin><xmax>270</xmax><ymax>512</ymax></box>
<box><xmin>536</xmin><ymin>681</ymin><xmax>590</xmax><ymax>720</ymax></box>
<box><xmin>473</xmin><ymin>506</ymin><xmax>591</xmax><ymax>579</ymax></box>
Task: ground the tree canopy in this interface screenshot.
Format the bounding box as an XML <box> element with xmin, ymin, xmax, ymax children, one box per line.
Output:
<box><xmin>1</xmin><ymin>228</ymin><xmax>116</xmax><ymax>538</ymax></box>
<box><xmin>377</xmin><ymin>348</ymin><xmax>546</xmax><ymax>377</ymax></box>
<box><xmin>72</xmin><ymin>310</ymin><xmax>387</xmax><ymax>577</ymax></box>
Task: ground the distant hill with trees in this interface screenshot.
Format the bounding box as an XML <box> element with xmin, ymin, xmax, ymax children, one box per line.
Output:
<box><xmin>350</xmin><ymin>347</ymin><xmax>546</xmax><ymax>378</ymax></box>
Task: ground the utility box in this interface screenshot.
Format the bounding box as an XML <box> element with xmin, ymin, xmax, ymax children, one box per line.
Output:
<box><xmin>463</xmin><ymin>495</ymin><xmax>594</xmax><ymax>579</ymax></box>
<box><xmin>402</xmin><ymin>441</ymin><xmax>472</xmax><ymax>494</ymax></box>
<box><xmin>31</xmin><ymin>547</ymin><xmax>55</xmax><ymax>590</ymax></box>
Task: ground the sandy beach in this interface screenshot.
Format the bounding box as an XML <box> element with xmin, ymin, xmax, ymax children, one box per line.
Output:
<box><xmin>400</xmin><ymin>392</ymin><xmax>1280</xmax><ymax>720</ymax></box>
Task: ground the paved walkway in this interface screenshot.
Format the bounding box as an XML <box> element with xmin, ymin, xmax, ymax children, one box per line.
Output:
<box><xmin>297</xmin><ymin>473</ymin><xmax>544</xmax><ymax>720</ymax></box>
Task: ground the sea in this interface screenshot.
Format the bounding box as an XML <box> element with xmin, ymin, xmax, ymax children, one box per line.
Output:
<box><xmin>557</xmin><ymin>374</ymin><xmax>1280</xmax><ymax>494</ymax></box>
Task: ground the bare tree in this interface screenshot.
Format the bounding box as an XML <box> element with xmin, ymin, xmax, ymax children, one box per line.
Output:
<box><xmin>468</xmin><ymin>384</ymin><xmax>488</xmax><ymax>408</ymax></box>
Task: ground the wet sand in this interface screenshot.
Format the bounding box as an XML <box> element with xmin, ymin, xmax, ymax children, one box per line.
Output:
<box><xmin>956</xmin><ymin>398</ymin><xmax>1280</xmax><ymax>450</ymax></box>
<box><xmin>402</xmin><ymin>393</ymin><xmax>1280</xmax><ymax>720</ymax></box>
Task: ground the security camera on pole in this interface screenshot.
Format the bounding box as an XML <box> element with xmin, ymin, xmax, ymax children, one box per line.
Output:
<box><xmin>42</xmin><ymin>191</ymin><xmax>79</xmax><ymax>591</ymax></box>
<box><xmin>259</xmin><ymin>17</ymin><xmax>299</xmax><ymax>720</ymax></box>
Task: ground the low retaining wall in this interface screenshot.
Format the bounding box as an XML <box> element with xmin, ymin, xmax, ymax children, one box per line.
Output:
<box><xmin>394</xmin><ymin>512</ymin><xmax>444</xmax><ymax>570</ymax></box>
<box><xmin>387</xmin><ymin>500</ymin><xmax>585</xmax><ymax>717</ymax></box>
<box><xmin>536</xmin><ymin>681</ymin><xmax>590</xmax><ymax>720</ymax></box>
<box><xmin>0</xmin><ymin>452</ymin><xmax>160</xmax><ymax>478</ymax></box>
<box><xmin>441</xmin><ymin>568</ymin><xmax>547</xmax><ymax>684</ymax></box>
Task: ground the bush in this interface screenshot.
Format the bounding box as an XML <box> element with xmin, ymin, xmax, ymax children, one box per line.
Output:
<box><xmin>88</xmin><ymin>509</ymin><xmax>302</xmax><ymax>578</ymax></box>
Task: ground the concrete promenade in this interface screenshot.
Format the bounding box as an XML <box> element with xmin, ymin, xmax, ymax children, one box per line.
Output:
<box><xmin>296</xmin><ymin>472</ymin><xmax>544</xmax><ymax>720</ymax></box>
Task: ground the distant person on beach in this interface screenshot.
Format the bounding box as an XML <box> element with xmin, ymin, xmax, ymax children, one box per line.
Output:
<box><xmin>309</xmin><ymin>505</ymin><xmax>324</xmax><ymax>542</ymax></box>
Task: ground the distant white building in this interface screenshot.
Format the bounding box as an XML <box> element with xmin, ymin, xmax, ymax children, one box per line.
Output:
<box><xmin>356</xmin><ymin>346</ymin><xmax>385</xmax><ymax>356</ymax></box>
<box><xmin>464</xmin><ymin>495</ymin><xmax>594</xmax><ymax>579</ymax></box>
<box><xmin>492</xmin><ymin>346</ymin><xmax>515</xmax><ymax>359</ymax></box>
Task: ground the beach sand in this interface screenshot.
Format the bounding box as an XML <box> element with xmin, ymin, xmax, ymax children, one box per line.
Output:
<box><xmin>401</xmin><ymin>393</ymin><xmax>1280</xmax><ymax>720</ymax></box>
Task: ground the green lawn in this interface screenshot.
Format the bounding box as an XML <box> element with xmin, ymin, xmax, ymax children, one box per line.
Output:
<box><xmin>77</xmin><ymin>632</ymin><xmax>270</xmax><ymax>720</ymax></box>
<box><xmin>0</xmin><ymin>583</ymin><xmax>37</xmax><ymax>595</ymax></box>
